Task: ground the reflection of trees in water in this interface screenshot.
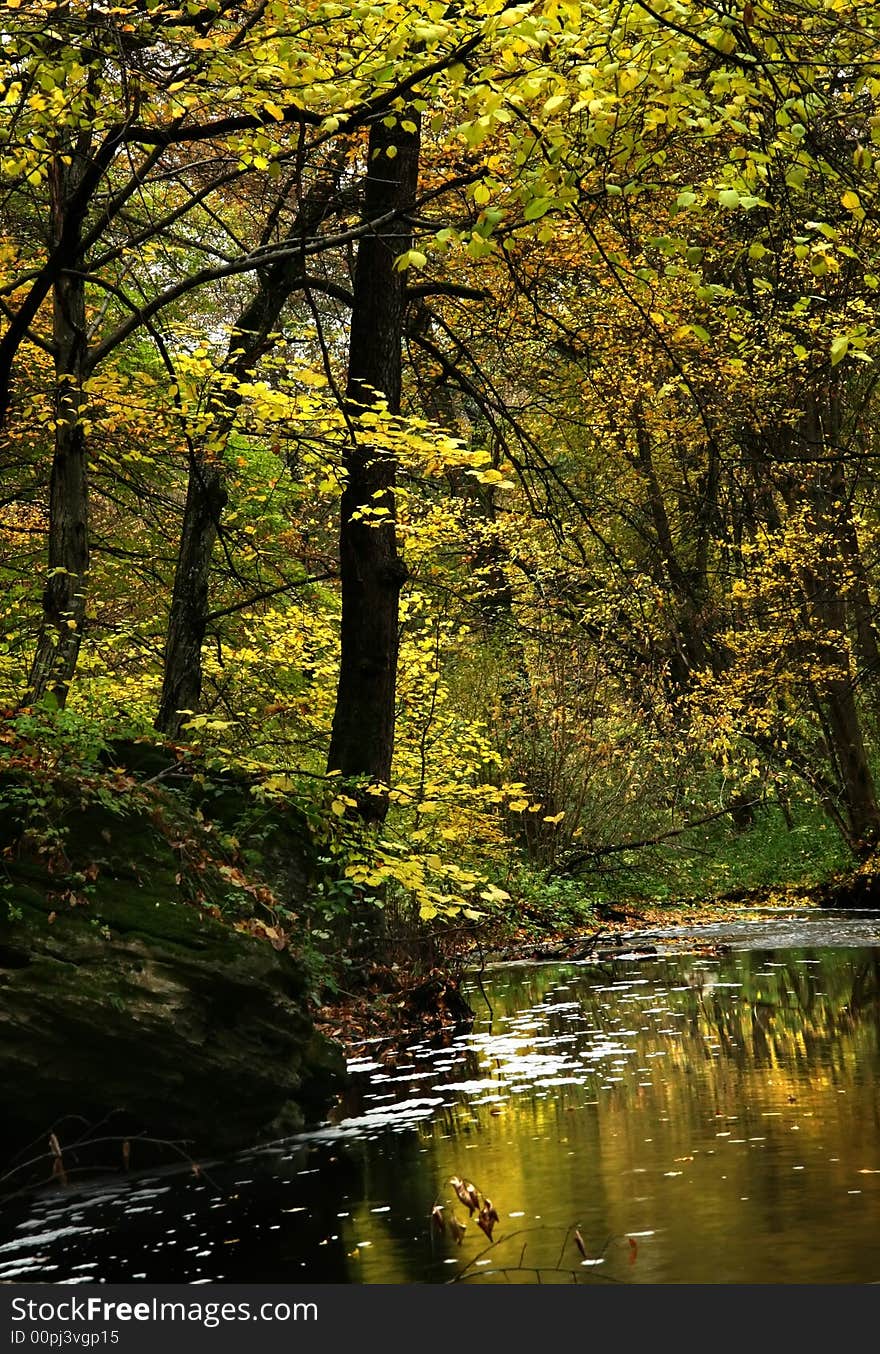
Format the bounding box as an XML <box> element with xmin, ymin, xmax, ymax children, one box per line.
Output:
<box><xmin>451</xmin><ymin>950</ymin><xmax>880</xmax><ymax>1125</ymax></box>
<box><xmin>559</xmin><ymin>949</ymin><xmax>880</xmax><ymax>1075</ymax></box>
<box><xmin>850</xmin><ymin>953</ymin><xmax>880</xmax><ymax>1016</ymax></box>
<box><xmin>692</xmin><ymin>950</ymin><xmax>880</xmax><ymax>1073</ymax></box>
<box><xmin>323</xmin><ymin>949</ymin><xmax>880</xmax><ymax>1280</ymax></box>
<box><xmin>324</xmin><ymin>950</ymin><xmax>880</xmax><ymax>1282</ymax></box>
<box><xmin>329</xmin><ymin>950</ymin><xmax>880</xmax><ymax>1281</ymax></box>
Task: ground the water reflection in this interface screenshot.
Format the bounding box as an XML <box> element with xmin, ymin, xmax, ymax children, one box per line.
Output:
<box><xmin>3</xmin><ymin>942</ymin><xmax>879</xmax><ymax>1284</ymax></box>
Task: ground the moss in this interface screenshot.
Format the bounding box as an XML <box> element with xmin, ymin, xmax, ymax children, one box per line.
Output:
<box><xmin>0</xmin><ymin>761</ymin><xmax>345</xmax><ymax>1172</ymax></box>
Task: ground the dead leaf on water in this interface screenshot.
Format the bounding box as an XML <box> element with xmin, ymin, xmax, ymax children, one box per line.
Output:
<box><xmin>450</xmin><ymin>1176</ymin><xmax>478</xmax><ymax>1214</ymax></box>
<box><xmin>477</xmin><ymin>1199</ymin><xmax>497</xmax><ymax>1240</ymax></box>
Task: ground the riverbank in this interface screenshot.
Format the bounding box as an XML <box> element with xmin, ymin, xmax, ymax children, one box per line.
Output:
<box><xmin>313</xmin><ymin>870</ymin><xmax>880</xmax><ymax>1057</ymax></box>
<box><xmin>0</xmin><ymin>743</ymin><xmax>348</xmax><ymax>1185</ymax></box>
<box><xmin>309</xmin><ymin>899</ymin><xmax>782</xmax><ymax>1056</ymax></box>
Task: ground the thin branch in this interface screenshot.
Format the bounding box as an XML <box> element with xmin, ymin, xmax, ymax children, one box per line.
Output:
<box><xmin>204</xmin><ymin>573</ymin><xmax>333</xmax><ymax>624</ymax></box>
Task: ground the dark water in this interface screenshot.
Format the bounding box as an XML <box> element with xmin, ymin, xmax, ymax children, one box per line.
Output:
<box><xmin>3</xmin><ymin>918</ymin><xmax>880</xmax><ymax>1285</ymax></box>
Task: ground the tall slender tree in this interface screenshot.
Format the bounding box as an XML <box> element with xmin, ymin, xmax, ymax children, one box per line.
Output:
<box><xmin>156</xmin><ymin>167</ymin><xmax>343</xmax><ymax>736</ymax></box>
<box><xmin>326</xmin><ymin>113</ymin><xmax>421</xmax><ymax>817</ymax></box>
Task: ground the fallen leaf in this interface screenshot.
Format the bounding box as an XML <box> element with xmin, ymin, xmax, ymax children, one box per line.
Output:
<box><xmin>477</xmin><ymin>1200</ymin><xmax>497</xmax><ymax>1240</ymax></box>
<box><xmin>450</xmin><ymin>1176</ymin><xmax>478</xmax><ymax>1213</ymax></box>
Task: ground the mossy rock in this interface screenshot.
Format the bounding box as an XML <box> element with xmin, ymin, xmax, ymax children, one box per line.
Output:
<box><xmin>0</xmin><ymin>874</ymin><xmax>346</xmax><ymax>1171</ymax></box>
<box><xmin>0</xmin><ymin>769</ymin><xmax>345</xmax><ymax>1178</ymax></box>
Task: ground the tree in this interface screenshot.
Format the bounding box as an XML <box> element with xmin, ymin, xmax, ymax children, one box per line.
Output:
<box><xmin>155</xmin><ymin>161</ymin><xmax>345</xmax><ymax>736</ymax></box>
<box><xmin>324</xmin><ymin>113</ymin><xmax>420</xmax><ymax>814</ymax></box>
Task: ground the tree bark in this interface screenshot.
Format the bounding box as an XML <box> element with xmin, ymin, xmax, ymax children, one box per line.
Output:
<box><xmin>155</xmin><ymin>457</ymin><xmax>228</xmax><ymax>734</ymax></box>
<box><xmin>798</xmin><ymin>394</ymin><xmax>880</xmax><ymax>853</ymax></box>
<box><xmin>25</xmin><ymin>158</ymin><xmax>90</xmax><ymax>708</ymax></box>
<box><xmin>627</xmin><ymin>403</ymin><xmax>717</xmax><ymax>702</ymax></box>
<box><xmin>326</xmin><ymin>113</ymin><xmax>420</xmax><ymax>816</ymax></box>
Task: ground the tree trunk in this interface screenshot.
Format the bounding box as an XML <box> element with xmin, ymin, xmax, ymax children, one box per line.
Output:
<box><xmin>628</xmin><ymin>404</ymin><xmax>715</xmax><ymax>697</ymax></box>
<box><xmin>326</xmin><ymin>113</ymin><xmax>420</xmax><ymax>816</ymax></box>
<box><xmin>155</xmin><ymin>174</ymin><xmax>341</xmax><ymax>736</ymax></box>
<box><xmin>25</xmin><ymin>159</ymin><xmax>89</xmax><ymax>708</ymax></box>
<box><xmin>798</xmin><ymin>394</ymin><xmax>880</xmax><ymax>854</ymax></box>
<box><xmin>155</xmin><ymin>457</ymin><xmax>228</xmax><ymax>734</ymax></box>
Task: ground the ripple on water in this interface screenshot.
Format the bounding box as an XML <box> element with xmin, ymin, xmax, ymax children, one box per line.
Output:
<box><xmin>5</xmin><ymin>919</ymin><xmax>880</xmax><ymax>1284</ymax></box>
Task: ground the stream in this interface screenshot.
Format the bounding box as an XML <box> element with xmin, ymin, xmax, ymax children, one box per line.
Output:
<box><xmin>3</xmin><ymin>910</ymin><xmax>880</xmax><ymax>1285</ymax></box>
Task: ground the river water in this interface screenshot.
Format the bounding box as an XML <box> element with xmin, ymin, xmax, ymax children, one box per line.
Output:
<box><xmin>3</xmin><ymin>912</ymin><xmax>880</xmax><ymax>1284</ymax></box>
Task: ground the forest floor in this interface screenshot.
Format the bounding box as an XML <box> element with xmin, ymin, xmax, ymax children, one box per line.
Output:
<box><xmin>312</xmin><ymin>882</ymin><xmax>831</xmax><ymax>1058</ymax></box>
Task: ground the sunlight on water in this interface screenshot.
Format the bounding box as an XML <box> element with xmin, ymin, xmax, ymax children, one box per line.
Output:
<box><xmin>3</xmin><ymin>928</ymin><xmax>880</xmax><ymax>1284</ymax></box>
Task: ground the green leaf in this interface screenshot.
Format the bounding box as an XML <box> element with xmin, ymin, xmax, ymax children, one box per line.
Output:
<box><xmin>523</xmin><ymin>197</ymin><xmax>551</xmax><ymax>221</ymax></box>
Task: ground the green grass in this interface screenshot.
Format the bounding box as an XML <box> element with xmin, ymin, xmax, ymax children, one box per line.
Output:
<box><xmin>494</xmin><ymin>796</ymin><xmax>857</xmax><ymax>939</ymax></box>
<box><xmin>602</xmin><ymin>798</ymin><xmax>855</xmax><ymax>906</ymax></box>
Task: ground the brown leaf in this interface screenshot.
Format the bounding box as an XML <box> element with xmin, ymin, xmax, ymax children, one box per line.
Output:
<box><xmin>449</xmin><ymin>1216</ymin><xmax>467</xmax><ymax>1246</ymax></box>
<box><xmin>628</xmin><ymin>1237</ymin><xmax>638</xmax><ymax>1266</ymax></box>
<box><xmin>477</xmin><ymin>1204</ymin><xmax>496</xmax><ymax>1240</ymax></box>
<box><xmin>122</xmin><ymin>1140</ymin><xmax>130</xmax><ymax>1170</ymax></box>
<box><xmin>450</xmin><ymin>1175</ymin><xmax>476</xmax><ymax>1212</ymax></box>
<box><xmin>48</xmin><ymin>1132</ymin><xmax>62</xmax><ymax>1159</ymax></box>
<box><xmin>574</xmin><ymin>1228</ymin><xmax>588</xmax><ymax>1259</ymax></box>
<box><xmin>431</xmin><ymin>1205</ymin><xmax>445</xmax><ymax>1235</ymax></box>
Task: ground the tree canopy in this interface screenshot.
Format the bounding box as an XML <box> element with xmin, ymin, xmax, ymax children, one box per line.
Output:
<box><xmin>3</xmin><ymin>0</ymin><xmax>880</xmax><ymax>947</ymax></box>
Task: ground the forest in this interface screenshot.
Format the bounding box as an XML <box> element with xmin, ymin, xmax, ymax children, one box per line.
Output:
<box><xmin>2</xmin><ymin>0</ymin><xmax>880</xmax><ymax>1077</ymax></box>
